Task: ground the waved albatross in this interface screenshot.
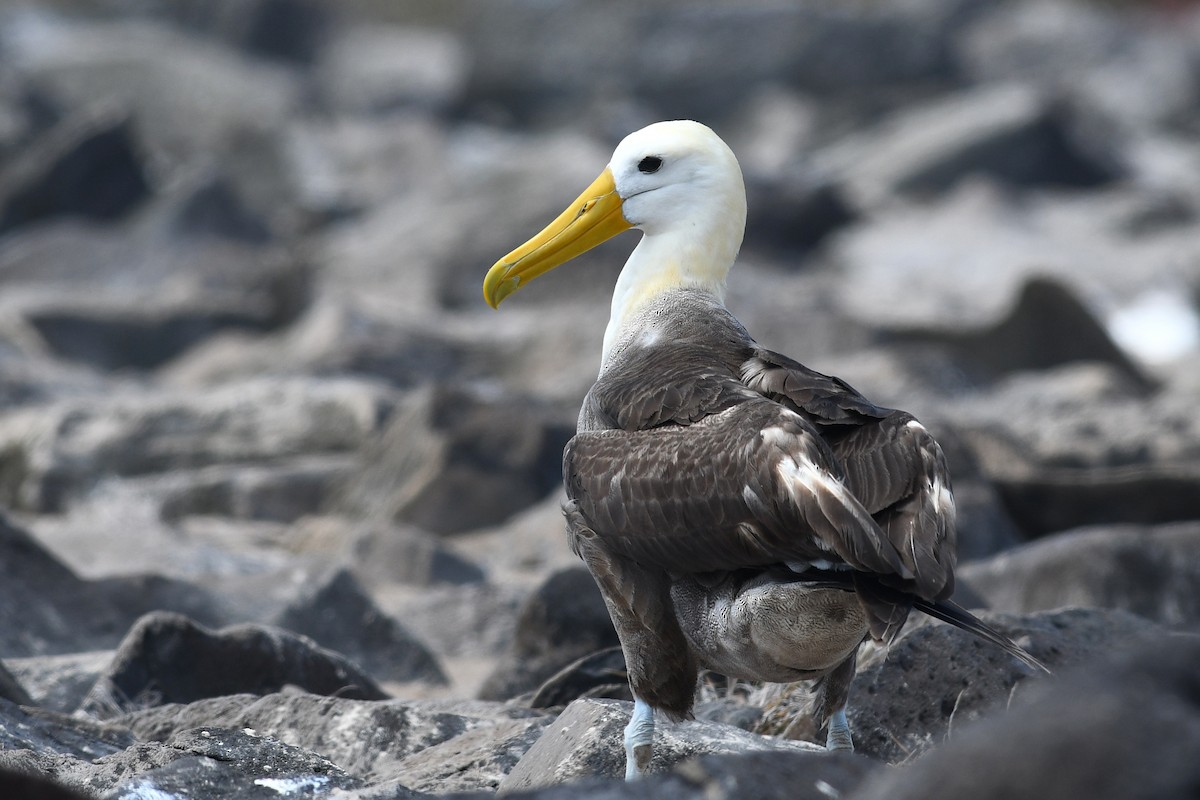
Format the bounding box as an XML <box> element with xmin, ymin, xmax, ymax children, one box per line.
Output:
<box><xmin>483</xmin><ymin>120</ymin><xmax>1045</xmax><ymax>779</ymax></box>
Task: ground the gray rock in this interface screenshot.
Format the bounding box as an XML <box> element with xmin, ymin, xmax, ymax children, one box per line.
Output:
<box><xmin>163</xmin><ymin>298</ymin><xmax>493</xmax><ymax>391</ymax></box>
<box><xmin>499</xmin><ymin>697</ymin><xmax>824</xmax><ymax>791</ymax></box>
<box><xmin>275</xmin><ymin>568</ymin><xmax>448</xmax><ymax>687</ymax></box>
<box><xmin>335</xmin><ymin>384</ymin><xmax>571</xmax><ymax>535</ymax></box>
<box><xmin>529</xmin><ymin>647</ymin><xmax>631</xmax><ymax>712</ymax></box>
<box><xmin>80</xmin><ymin>612</ymin><xmax>388</xmax><ymax>719</ymax></box>
<box><xmin>4</xmin><ymin>652</ymin><xmax>109</xmax><ymax>713</ymax></box>
<box><xmin>119</xmin><ymin>693</ymin><xmax>543</xmax><ymax>783</ymax></box>
<box><xmin>889</xmin><ymin>277</ymin><xmax>1151</xmax><ymax>389</ymax></box>
<box><xmin>948</xmin><ymin>364</ymin><xmax>1200</xmax><ymax>537</ymax></box>
<box><xmin>462</xmin><ymin>0</ymin><xmax>979</xmax><ymax>126</ymax></box>
<box><xmin>0</xmin><ymin>768</ymin><xmax>90</xmax><ymax>800</ymax></box>
<box><xmin>844</xmin><ymin>607</ymin><xmax>1161</xmax><ymax>762</ymax></box>
<box><xmin>157</xmin><ymin>457</ymin><xmax>355</xmax><ymax>524</ymax></box>
<box><xmin>958</xmin><ymin>522</ymin><xmax>1200</xmax><ymax>628</ymax></box>
<box><xmin>0</xmin><ymin>696</ymin><xmax>135</xmax><ymax>775</ymax></box>
<box><xmin>490</xmin><ymin>750</ymin><xmax>879</xmax><ymax>800</ymax></box>
<box><xmin>352</xmin><ymin>523</ymin><xmax>486</xmax><ymax>588</ymax></box>
<box><xmin>829</xmin><ymin>184</ymin><xmax>1200</xmax><ymax>333</ymax></box>
<box><xmin>821</xmin><ymin>82</ymin><xmax>1122</xmax><ymax>208</ymax></box>
<box><xmin>0</xmin><ymin>376</ymin><xmax>393</xmax><ymax>512</ymax></box>
<box><xmin>390</xmin><ymin>714</ymin><xmax>553</xmax><ymax>794</ymax></box>
<box><xmin>5</xmin><ymin>16</ymin><xmax>302</xmax><ymax>172</ymax></box>
<box><xmin>851</xmin><ymin>632</ymin><xmax>1200</xmax><ymax>800</ymax></box>
<box><xmin>316</xmin><ymin>24</ymin><xmax>468</xmax><ymax>115</ymax></box>
<box><xmin>0</xmin><ymin>512</ymin><xmax>231</xmax><ymax>657</ymax></box>
<box><xmin>0</xmin><ymin>660</ymin><xmax>32</xmax><ymax>706</ymax></box>
<box><xmin>480</xmin><ymin>568</ymin><xmax>618</xmax><ymax>703</ymax></box>
<box><xmin>163</xmin><ymin>0</ymin><xmax>336</xmax><ymax>65</ymax></box>
<box><xmin>108</xmin><ymin>727</ymin><xmax>361</xmax><ymax>800</ymax></box>
<box><xmin>0</xmin><ymin>106</ymin><xmax>150</xmax><ymax>233</ymax></box>
<box><xmin>386</xmin><ymin>582</ymin><xmax>524</xmax><ymax>662</ymax></box>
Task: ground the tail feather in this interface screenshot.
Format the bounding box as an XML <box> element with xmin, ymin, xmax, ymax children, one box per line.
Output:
<box><xmin>912</xmin><ymin>596</ymin><xmax>1050</xmax><ymax>674</ymax></box>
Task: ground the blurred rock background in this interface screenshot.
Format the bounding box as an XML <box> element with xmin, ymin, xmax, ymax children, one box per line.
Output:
<box><xmin>0</xmin><ymin>0</ymin><xmax>1199</xmax><ymax>798</ymax></box>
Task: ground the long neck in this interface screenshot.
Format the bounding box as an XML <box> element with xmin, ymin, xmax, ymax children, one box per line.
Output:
<box><xmin>601</xmin><ymin>212</ymin><xmax>743</xmax><ymax>365</ymax></box>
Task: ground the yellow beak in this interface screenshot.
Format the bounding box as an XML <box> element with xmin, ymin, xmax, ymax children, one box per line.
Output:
<box><xmin>483</xmin><ymin>168</ymin><xmax>633</xmax><ymax>308</ymax></box>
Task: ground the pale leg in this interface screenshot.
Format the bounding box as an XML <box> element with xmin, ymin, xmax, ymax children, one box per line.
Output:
<box><xmin>825</xmin><ymin>707</ymin><xmax>853</xmax><ymax>751</ymax></box>
<box><xmin>623</xmin><ymin>697</ymin><xmax>656</xmax><ymax>780</ymax></box>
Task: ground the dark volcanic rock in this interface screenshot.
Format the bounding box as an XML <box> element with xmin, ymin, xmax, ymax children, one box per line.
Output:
<box><xmin>463</xmin><ymin>1</ymin><xmax>980</xmax><ymax>125</ymax></box>
<box><xmin>992</xmin><ymin>465</ymin><xmax>1200</xmax><ymax>540</ymax></box>
<box><xmin>0</xmin><ymin>513</ymin><xmax>229</xmax><ymax>657</ymax></box>
<box><xmin>0</xmin><ymin>769</ymin><xmax>90</xmax><ymax>800</ymax></box>
<box><xmin>119</xmin><ymin>693</ymin><xmax>547</xmax><ymax>784</ymax></box>
<box><xmin>0</xmin><ymin>377</ymin><xmax>391</xmax><ymax>513</ymax></box>
<box><xmin>825</xmin><ymin>83</ymin><xmax>1123</xmax><ymax>207</ymax></box>
<box><xmin>529</xmin><ymin>646</ymin><xmax>631</xmax><ymax>711</ymax></box>
<box><xmin>499</xmin><ymin>697</ymin><xmax>825</xmax><ymax>791</ymax></box>
<box><xmin>0</xmin><ymin>697</ymin><xmax>136</xmax><ymax>782</ymax></box>
<box><xmin>948</xmin><ymin>364</ymin><xmax>1200</xmax><ymax>538</ymax></box>
<box><xmin>352</xmin><ymin>523</ymin><xmax>486</xmax><ymax>588</ymax></box>
<box><xmin>888</xmin><ymin>277</ymin><xmax>1152</xmax><ymax>388</ymax></box>
<box><xmin>845</xmin><ymin>607</ymin><xmax>1159</xmax><ymax>763</ymax></box>
<box><xmin>275</xmin><ymin>568</ymin><xmax>448</xmax><ymax>687</ymax></box>
<box><xmin>4</xmin><ymin>652</ymin><xmax>110</xmax><ymax>714</ymax></box>
<box><xmin>165</xmin><ymin>0</ymin><xmax>336</xmax><ymax>65</ymax></box>
<box><xmin>80</xmin><ymin>612</ymin><xmax>387</xmax><ymax>718</ymax></box>
<box><xmin>958</xmin><ymin>522</ymin><xmax>1200</xmax><ymax>628</ymax></box>
<box><xmin>0</xmin><ymin>106</ymin><xmax>150</xmax><ymax>233</ymax></box>
<box><xmin>852</xmin><ymin>633</ymin><xmax>1200</xmax><ymax>800</ymax></box>
<box><xmin>108</xmin><ymin>727</ymin><xmax>361</xmax><ymax>800</ymax></box>
<box><xmin>0</xmin><ymin>660</ymin><xmax>33</xmax><ymax>706</ymax></box>
<box><xmin>336</xmin><ymin>385</ymin><xmax>572</xmax><ymax>534</ymax></box>
<box><xmin>480</xmin><ymin>567</ymin><xmax>619</xmax><ymax>702</ymax></box>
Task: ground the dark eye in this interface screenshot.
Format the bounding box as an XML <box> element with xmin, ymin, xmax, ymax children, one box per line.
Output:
<box><xmin>638</xmin><ymin>156</ymin><xmax>663</xmax><ymax>174</ymax></box>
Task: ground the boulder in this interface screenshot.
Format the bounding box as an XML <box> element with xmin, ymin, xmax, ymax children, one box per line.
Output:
<box><xmin>0</xmin><ymin>376</ymin><xmax>393</xmax><ymax>512</ymax></box>
<box><xmin>315</xmin><ymin>24</ymin><xmax>468</xmax><ymax>115</ymax></box>
<box><xmin>80</xmin><ymin>612</ymin><xmax>388</xmax><ymax>718</ymax></box>
<box><xmin>842</xmin><ymin>607</ymin><xmax>1161</xmax><ymax>762</ymax></box>
<box><xmin>335</xmin><ymin>384</ymin><xmax>572</xmax><ymax>534</ymax></box>
<box><xmin>4</xmin><ymin>652</ymin><xmax>110</xmax><ymax>713</ymax></box>
<box><xmin>0</xmin><ymin>768</ymin><xmax>90</xmax><ymax>800</ymax></box>
<box><xmin>888</xmin><ymin>277</ymin><xmax>1152</xmax><ymax>388</ymax></box>
<box><xmin>0</xmin><ymin>512</ymin><xmax>230</xmax><ymax>657</ymax></box>
<box><xmin>958</xmin><ymin>522</ymin><xmax>1200</xmax><ymax>628</ymax></box>
<box><xmin>118</xmin><ymin>693</ymin><xmax>549</xmax><ymax>784</ymax></box>
<box><xmin>108</xmin><ymin>727</ymin><xmax>361</xmax><ymax>800</ymax></box>
<box><xmin>479</xmin><ymin>568</ymin><xmax>618</xmax><ymax>702</ymax></box>
<box><xmin>822</xmin><ymin>82</ymin><xmax>1122</xmax><ymax>208</ymax></box>
<box><xmin>499</xmin><ymin>697</ymin><xmax>826</xmax><ymax>791</ymax></box>
<box><xmin>274</xmin><ymin>568</ymin><xmax>448</xmax><ymax>687</ymax></box>
<box><xmin>5</xmin><ymin>16</ymin><xmax>302</xmax><ymax>171</ymax></box>
<box><xmin>852</xmin><ymin>632</ymin><xmax>1200</xmax><ymax>800</ymax></box>
<box><xmin>162</xmin><ymin>0</ymin><xmax>336</xmax><ymax>65</ymax></box>
<box><xmin>0</xmin><ymin>660</ymin><xmax>32</xmax><ymax>706</ymax></box>
<box><xmin>0</xmin><ymin>106</ymin><xmax>150</xmax><ymax>233</ymax></box>
<box><xmin>351</xmin><ymin>523</ymin><xmax>486</xmax><ymax>588</ymax></box>
<box><xmin>156</xmin><ymin>457</ymin><xmax>355</xmax><ymax>524</ymax></box>
<box><xmin>948</xmin><ymin>364</ymin><xmax>1200</xmax><ymax>537</ymax></box>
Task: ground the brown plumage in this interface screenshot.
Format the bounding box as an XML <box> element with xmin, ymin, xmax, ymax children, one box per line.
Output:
<box><xmin>483</xmin><ymin>121</ymin><xmax>1044</xmax><ymax>776</ymax></box>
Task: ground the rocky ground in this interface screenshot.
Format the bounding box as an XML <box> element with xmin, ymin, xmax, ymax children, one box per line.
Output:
<box><xmin>1</xmin><ymin>0</ymin><xmax>1199</xmax><ymax>797</ymax></box>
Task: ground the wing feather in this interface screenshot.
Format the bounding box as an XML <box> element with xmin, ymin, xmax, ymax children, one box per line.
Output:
<box><xmin>565</xmin><ymin>399</ymin><xmax>913</xmax><ymax>581</ymax></box>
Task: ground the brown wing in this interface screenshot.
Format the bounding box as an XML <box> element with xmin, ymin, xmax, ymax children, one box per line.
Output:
<box><xmin>564</xmin><ymin>397</ymin><xmax>914</xmax><ymax>582</ymax></box>
<box><xmin>742</xmin><ymin>348</ymin><xmax>957</xmax><ymax>599</ymax></box>
<box><xmin>741</xmin><ymin>348</ymin><xmax>892</xmax><ymax>424</ymax></box>
<box><xmin>585</xmin><ymin>342</ymin><xmax>757</xmax><ymax>431</ymax></box>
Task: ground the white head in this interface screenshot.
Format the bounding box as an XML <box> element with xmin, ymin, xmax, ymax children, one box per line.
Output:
<box><xmin>483</xmin><ymin>121</ymin><xmax>747</xmax><ymax>314</ymax></box>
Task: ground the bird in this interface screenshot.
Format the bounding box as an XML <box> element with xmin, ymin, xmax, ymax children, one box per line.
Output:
<box><xmin>482</xmin><ymin>120</ymin><xmax>1045</xmax><ymax>780</ymax></box>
